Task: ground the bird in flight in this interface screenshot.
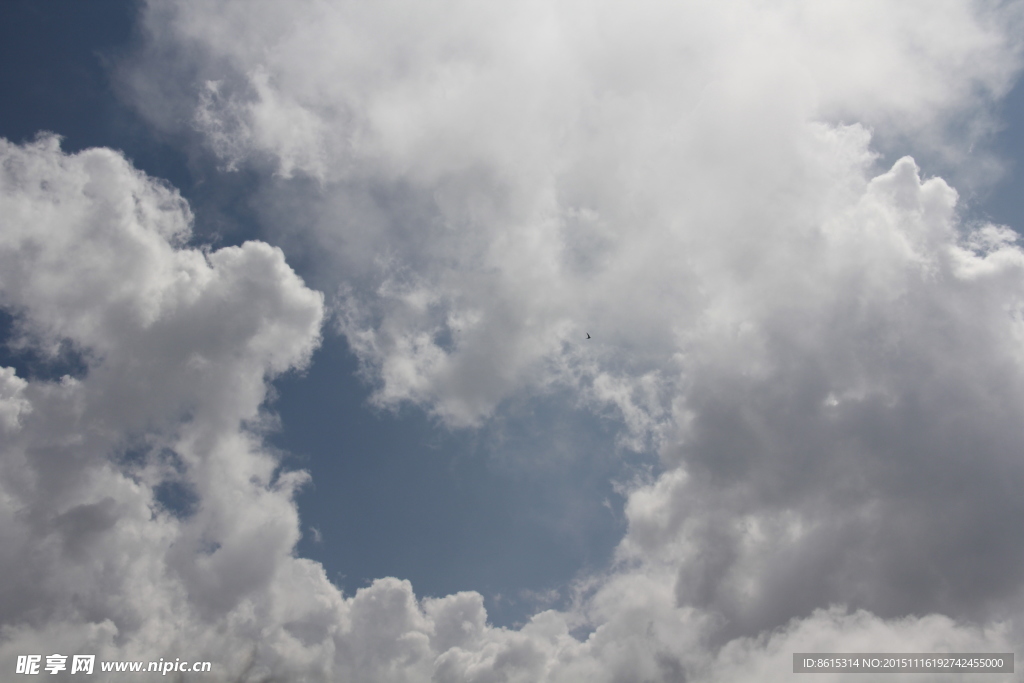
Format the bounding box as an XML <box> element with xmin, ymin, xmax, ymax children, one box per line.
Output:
<box><xmin>586</xmin><ymin>333</ymin><xmax>591</xmax><ymax>339</ymax></box>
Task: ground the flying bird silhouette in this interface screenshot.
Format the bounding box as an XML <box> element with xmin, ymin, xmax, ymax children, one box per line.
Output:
<box><xmin>586</xmin><ymin>333</ymin><xmax>591</xmax><ymax>339</ymax></box>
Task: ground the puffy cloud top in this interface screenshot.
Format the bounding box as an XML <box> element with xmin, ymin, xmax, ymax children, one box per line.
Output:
<box><xmin>0</xmin><ymin>136</ymin><xmax>329</xmax><ymax>678</ymax></box>
<box><xmin>129</xmin><ymin>0</ymin><xmax>1024</xmax><ymax>428</ymax></box>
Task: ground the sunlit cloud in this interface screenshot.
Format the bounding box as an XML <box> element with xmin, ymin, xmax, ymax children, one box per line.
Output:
<box><xmin>2</xmin><ymin>0</ymin><xmax>1023</xmax><ymax>679</ymax></box>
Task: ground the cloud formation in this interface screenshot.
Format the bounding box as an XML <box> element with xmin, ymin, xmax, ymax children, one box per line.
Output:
<box><xmin>2</xmin><ymin>0</ymin><xmax>1024</xmax><ymax>679</ymax></box>
<box><xmin>129</xmin><ymin>0</ymin><xmax>1023</xmax><ymax>427</ymax></box>
<box><xmin>0</xmin><ymin>135</ymin><xmax>329</xmax><ymax>678</ymax></box>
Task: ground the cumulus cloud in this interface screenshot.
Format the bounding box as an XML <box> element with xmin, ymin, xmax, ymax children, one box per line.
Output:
<box><xmin>0</xmin><ymin>135</ymin><xmax>330</xmax><ymax>678</ymax></box>
<box><xmin>2</xmin><ymin>0</ymin><xmax>1021</xmax><ymax>679</ymax></box>
<box><xmin>127</xmin><ymin>0</ymin><xmax>1024</xmax><ymax>427</ymax></box>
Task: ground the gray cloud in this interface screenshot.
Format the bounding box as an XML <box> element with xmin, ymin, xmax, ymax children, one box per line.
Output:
<box><xmin>2</xmin><ymin>0</ymin><xmax>1024</xmax><ymax>680</ymax></box>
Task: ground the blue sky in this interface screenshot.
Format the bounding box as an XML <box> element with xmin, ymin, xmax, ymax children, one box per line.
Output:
<box><xmin>3</xmin><ymin>1</ymin><xmax>1024</xmax><ymax>681</ymax></box>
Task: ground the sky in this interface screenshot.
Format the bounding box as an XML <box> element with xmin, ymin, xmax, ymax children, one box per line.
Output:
<box><xmin>2</xmin><ymin>1</ymin><xmax>1024</xmax><ymax>682</ymax></box>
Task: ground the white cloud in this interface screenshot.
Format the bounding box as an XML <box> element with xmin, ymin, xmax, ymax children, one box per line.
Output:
<box><xmin>128</xmin><ymin>0</ymin><xmax>1024</xmax><ymax>428</ymax></box>
<box><xmin>0</xmin><ymin>135</ymin><xmax>331</xmax><ymax>678</ymax></box>
<box><xmin>1</xmin><ymin>0</ymin><xmax>1019</xmax><ymax>679</ymax></box>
